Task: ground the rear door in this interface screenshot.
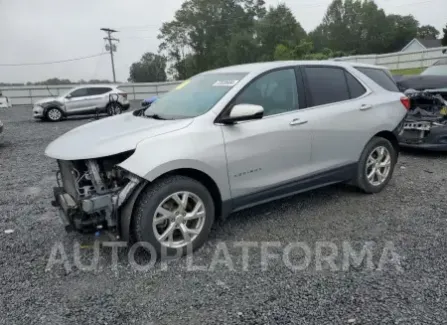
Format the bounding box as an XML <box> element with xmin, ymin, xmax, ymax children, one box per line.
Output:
<box><xmin>301</xmin><ymin>65</ymin><xmax>377</xmax><ymax>171</ymax></box>
<box><xmin>87</xmin><ymin>87</ymin><xmax>113</xmax><ymax>111</ymax></box>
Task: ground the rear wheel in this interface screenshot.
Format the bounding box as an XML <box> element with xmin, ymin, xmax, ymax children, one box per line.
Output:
<box><xmin>131</xmin><ymin>175</ymin><xmax>215</xmax><ymax>257</ymax></box>
<box><xmin>106</xmin><ymin>102</ymin><xmax>123</xmax><ymax>116</ymax></box>
<box><xmin>355</xmin><ymin>136</ymin><xmax>397</xmax><ymax>193</ymax></box>
<box><xmin>45</xmin><ymin>107</ymin><xmax>63</xmax><ymax>122</ymax></box>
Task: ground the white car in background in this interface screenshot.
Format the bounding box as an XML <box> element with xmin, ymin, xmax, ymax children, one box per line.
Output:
<box><xmin>32</xmin><ymin>84</ymin><xmax>130</xmax><ymax>122</ymax></box>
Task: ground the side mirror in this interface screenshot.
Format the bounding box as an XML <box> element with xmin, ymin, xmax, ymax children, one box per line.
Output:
<box><xmin>65</xmin><ymin>94</ymin><xmax>72</xmax><ymax>99</ymax></box>
<box><xmin>219</xmin><ymin>104</ymin><xmax>264</xmax><ymax>124</ymax></box>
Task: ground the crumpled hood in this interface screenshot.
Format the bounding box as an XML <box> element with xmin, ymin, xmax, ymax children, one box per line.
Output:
<box><xmin>34</xmin><ymin>97</ymin><xmax>61</xmax><ymax>105</ymax></box>
<box><xmin>45</xmin><ymin>112</ymin><xmax>193</xmax><ymax>160</ymax></box>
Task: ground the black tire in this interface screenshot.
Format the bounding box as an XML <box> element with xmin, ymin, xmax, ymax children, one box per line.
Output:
<box><xmin>45</xmin><ymin>107</ymin><xmax>63</xmax><ymax>122</ymax></box>
<box><xmin>355</xmin><ymin>136</ymin><xmax>397</xmax><ymax>194</ymax></box>
<box><xmin>131</xmin><ymin>175</ymin><xmax>215</xmax><ymax>258</ymax></box>
<box><xmin>106</xmin><ymin>102</ymin><xmax>123</xmax><ymax>116</ymax></box>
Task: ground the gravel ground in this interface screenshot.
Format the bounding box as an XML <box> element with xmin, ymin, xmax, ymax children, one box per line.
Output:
<box><xmin>1</xmin><ymin>106</ymin><xmax>447</xmax><ymax>325</ymax></box>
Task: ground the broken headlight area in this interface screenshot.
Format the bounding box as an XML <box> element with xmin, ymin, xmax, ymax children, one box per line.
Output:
<box><xmin>52</xmin><ymin>150</ymin><xmax>143</xmax><ymax>234</ymax></box>
<box><xmin>399</xmin><ymin>91</ymin><xmax>447</xmax><ymax>145</ymax></box>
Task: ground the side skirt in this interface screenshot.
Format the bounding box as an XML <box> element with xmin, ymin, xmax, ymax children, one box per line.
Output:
<box><xmin>228</xmin><ymin>163</ymin><xmax>357</xmax><ymax>214</ymax></box>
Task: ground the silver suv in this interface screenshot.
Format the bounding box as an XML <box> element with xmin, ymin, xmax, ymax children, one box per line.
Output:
<box><xmin>45</xmin><ymin>61</ymin><xmax>408</xmax><ymax>256</ymax></box>
<box><xmin>33</xmin><ymin>84</ymin><xmax>130</xmax><ymax>121</ymax></box>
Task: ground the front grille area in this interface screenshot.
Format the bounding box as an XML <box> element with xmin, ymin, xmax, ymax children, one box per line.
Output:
<box><xmin>58</xmin><ymin>160</ymin><xmax>79</xmax><ymax>200</ymax></box>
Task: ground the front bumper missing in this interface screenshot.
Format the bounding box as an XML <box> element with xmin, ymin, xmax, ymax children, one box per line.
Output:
<box><xmin>52</xmin><ymin>187</ymin><xmax>113</xmax><ymax>232</ymax></box>
<box><xmin>52</xmin><ymin>174</ymin><xmax>142</xmax><ymax>234</ymax></box>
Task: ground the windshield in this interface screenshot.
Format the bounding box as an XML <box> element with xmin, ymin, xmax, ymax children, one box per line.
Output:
<box><xmin>421</xmin><ymin>65</ymin><xmax>447</xmax><ymax>76</ymax></box>
<box><xmin>144</xmin><ymin>72</ymin><xmax>247</xmax><ymax>119</ymax></box>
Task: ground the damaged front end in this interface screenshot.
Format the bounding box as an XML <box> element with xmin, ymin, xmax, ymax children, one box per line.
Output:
<box><xmin>52</xmin><ymin>150</ymin><xmax>144</xmax><ymax>236</ymax></box>
<box><xmin>398</xmin><ymin>91</ymin><xmax>447</xmax><ymax>150</ymax></box>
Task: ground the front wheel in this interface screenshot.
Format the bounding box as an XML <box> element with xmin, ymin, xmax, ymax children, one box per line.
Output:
<box><xmin>355</xmin><ymin>136</ymin><xmax>397</xmax><ymax>194</ymax></box>
<box><xmin>131</xmin><ymin>175</ymin><xmax>215</xmax><ymax>257</ymax></box>
<box><xmin>45</xmin><ymin>107</ymin><xmax>63</xmax><ymax>122</ymax></box>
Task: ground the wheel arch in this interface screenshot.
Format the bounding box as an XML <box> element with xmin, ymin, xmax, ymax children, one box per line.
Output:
<box><xmin>373</xmin><ymin>130</ymin><xmax>399</xmax><ymax>157</ymax></box>
<box><xmin>119</xmin><ymin>167</ymin><xmax>229</xmax><ymax>242</ymax></box>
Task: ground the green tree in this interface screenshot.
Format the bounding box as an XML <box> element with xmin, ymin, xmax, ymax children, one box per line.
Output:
<box><xmin>310</xmin><ymin>0</ymin><xmax>419</xmax><ymax>54</ymax></box>
<box><xmin>383</xmin><ymin>14</ymin><xmax>419</xmax><ymax>52</ymax></box>
<box><xmin>256</xmin><ymin>4</ymin><xmax>306</xmax><ymax>60</ymax></box>
<box><xmin>417</xmin><ymin>25</ymin><xmax>440</xmax><ymax>39</ymax></box>
<box><xmin>442</xmin><ymin>23</ymin><xmax>447</xmax><ymax>46</ymax></box>
<box><xmin>128</xmin><ymin>52</ymin><xmax>167</xmax><ymax>82</ymax></box>
<box><xmin>158</xmin><ymin>0</ymin><xmax>265</xmax><ymax>79</ymax></box>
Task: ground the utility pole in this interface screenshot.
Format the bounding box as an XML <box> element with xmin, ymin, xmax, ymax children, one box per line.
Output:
<box><xmin>100</xmin><ymin>28</ymin><xmax>119</xmax><ymax>83</ymax></box>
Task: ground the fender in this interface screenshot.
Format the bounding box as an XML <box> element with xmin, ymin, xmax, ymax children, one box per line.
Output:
<box><xmin>142</xmin><ymin>159</ymin><xmax>231</xmax><ymax>202</ymax></box>
<box><xmin>40</xmin><ymin>100</ymin><xmax>66</xmax><ymax>116</ymax></box>
<box><xmin>118</xmin><ymin>181</ymin><xmax>147</xmax><ymax>242</ymax></box>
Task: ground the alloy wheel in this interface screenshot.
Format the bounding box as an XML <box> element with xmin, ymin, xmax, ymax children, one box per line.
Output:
<box><xmin>152</xmin><ymin>191</ymin><xmax>206</xmax><ymax>249</ymax></box>
<box><xmin>48</xmin><ymin>108</ymin><xmax>61</xmax><ymax>121</ymax></box>
<box><xmin>365</xmin><ymin>146</ymin><xmax>392</xmax><ymax>186</ymax></box>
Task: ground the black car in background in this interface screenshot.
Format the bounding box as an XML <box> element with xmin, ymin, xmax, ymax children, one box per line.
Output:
<box><xmin>395</xmin><ymin>58</ymin><xmax>447</xmax><ymax>99</ymax></box>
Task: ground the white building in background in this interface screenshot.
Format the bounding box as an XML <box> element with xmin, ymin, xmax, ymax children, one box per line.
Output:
<box><xmin>401</xmin><ymin>38</ymin><xmax>443</xmax><ymax>52</ymax></box>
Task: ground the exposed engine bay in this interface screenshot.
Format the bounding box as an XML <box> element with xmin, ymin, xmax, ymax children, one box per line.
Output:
<box><xmin>53</xmin><ymin>150</ymin><xmax>143</xmax><ymax>234</ymax></box>
<box><xmin>399</xmin><ymin>90</ymin><xmax>447</xmax><ymax>148</ymax></box>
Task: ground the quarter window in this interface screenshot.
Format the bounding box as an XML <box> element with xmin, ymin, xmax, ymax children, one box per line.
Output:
<box><xmin>234</xmin><ymin>68</ymin><xmax>299</xmax><ymax>116</ymax></box>
<box><xmin>355</xmin><ymin>67</ymin><xmax>400</xmax><ymax>92</ymax></box>
<box><xmin>345</xmin><ymin>72</ymin><xmax>367</xmax><ymax>98</ymax></box>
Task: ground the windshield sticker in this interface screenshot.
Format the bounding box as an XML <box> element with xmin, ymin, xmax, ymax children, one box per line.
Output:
<box><xmin>213</xmin><ymin>80</ymin><xmax>239</xmax><ymax>87</ymax></box>
<box><xmin>175</xmin><ymin>79</ymin><xmax>191</xmax><ymax>90</ymax></box>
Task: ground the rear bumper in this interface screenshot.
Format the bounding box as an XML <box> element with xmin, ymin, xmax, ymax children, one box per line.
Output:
<box><xmin>122</xmin><ymin>103</ymin><xmax>130</xmax><ymax>110</ymax></box>
<box><xmin>398</xmin><ymin>124</ymin><xmax>447</xmax><ymax>151</ymax></box>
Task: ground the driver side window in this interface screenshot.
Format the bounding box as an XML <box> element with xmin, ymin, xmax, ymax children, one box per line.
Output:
<box><xmin>234</xmin><ymin>68</ymin><xmax>299</xmax><ymax>116</ymax></box>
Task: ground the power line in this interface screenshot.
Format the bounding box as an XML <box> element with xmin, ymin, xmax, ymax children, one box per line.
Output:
<box><xmin>0</xmin><ymin>53</ymin><xmax>107</xmax><ymax>67</ymax></box>
<box><xmin>101</xmin><ymin>28</ymin><xmax>119</xmax><ymax>83</ymax></box>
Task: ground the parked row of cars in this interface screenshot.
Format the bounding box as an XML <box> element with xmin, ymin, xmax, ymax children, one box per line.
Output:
<box><xmin>46</xmin><ymin>60</ymin><xmax>412</xmax><ymax>256</ymax></box>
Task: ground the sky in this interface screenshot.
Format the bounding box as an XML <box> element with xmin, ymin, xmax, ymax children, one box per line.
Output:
<box><xmin>0</xmin><ymin>0</ymin><xmax>445</xmax><ymax>83</ymax></box>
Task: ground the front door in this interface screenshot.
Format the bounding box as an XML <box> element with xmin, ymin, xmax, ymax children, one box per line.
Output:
<box><xmin>220</xmin><ymin>68</ymin><xmax>313</xmax><ymax>206</ymax></box>
<box><xmin>64</xmin><ymin>87</ymin><xmax>93</xmax><ymax>114</ymax></box>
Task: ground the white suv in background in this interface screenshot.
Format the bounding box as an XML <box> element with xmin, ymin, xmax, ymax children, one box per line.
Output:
<box><xmin>33</xmin><ymin>84</ymin><xmax>130</xmax><ymax>121</ymax></box>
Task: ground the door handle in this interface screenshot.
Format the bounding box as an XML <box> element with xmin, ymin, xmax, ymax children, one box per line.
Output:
<box><xmin>359</xmin><ymin>104</ymin><xmax>373</xmax><ymax>111</ymax></box>
<box><xmin>290</xmin><ymin>118</ymin><xmax>308</xmax><ymax>126</ymax></box>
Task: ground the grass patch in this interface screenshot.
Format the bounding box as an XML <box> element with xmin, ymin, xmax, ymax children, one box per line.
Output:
<box><xmin>391</xmin><ymin>67</ymin><xmax>423</xmax><ymax>75</ymax></box>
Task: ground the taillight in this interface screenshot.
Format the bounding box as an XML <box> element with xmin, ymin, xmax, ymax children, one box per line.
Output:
<box><xmin>400</xmin><ymin>96</ymin><xmax>411</xmax><ymax>110</ymax></box>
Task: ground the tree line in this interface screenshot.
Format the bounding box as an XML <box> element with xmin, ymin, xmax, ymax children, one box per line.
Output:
<box><xmin>129</xmin><ymin>0</ymin><xmax>447</xmax><ymax>82</ymax></box>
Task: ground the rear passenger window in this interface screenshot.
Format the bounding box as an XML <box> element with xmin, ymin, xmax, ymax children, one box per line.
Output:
<box><xmin>88</xmin><ymin>87</ymin><xmax>112</xmax><ymax>95</ymax></box>
<box><xmin>355</xmin><ymin>67</ymin><xmax>400</xmax><ymax>92</ymax></box>
<box><xmin>345</xmin><ymin>72</ymin><xmax>366</xmax><ymax>98</ymax></box>
<box><xmin>304</xmin><ymin>67</ymin><xmax>350</xmax><ymax>106</ymax></box>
